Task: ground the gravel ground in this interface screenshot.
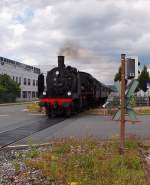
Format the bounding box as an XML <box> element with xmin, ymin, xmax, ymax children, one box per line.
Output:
<box><xmin>0</xmin><ymin>145</ymin><xmax>55</xmax><ymax>185</ymax></box>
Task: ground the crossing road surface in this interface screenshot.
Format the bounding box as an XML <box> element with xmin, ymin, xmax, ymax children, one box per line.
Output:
<box><xmin>0</xmin><ymin>104</ymin><xmax>150</xmax><ymax>146</ymax></box>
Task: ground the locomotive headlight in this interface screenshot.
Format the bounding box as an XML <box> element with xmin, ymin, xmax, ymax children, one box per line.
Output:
<box><xmin>67</xmin><ymin>91</ymin><xmax>71</xmax><ymax>96</ymax></box>
<box><xmin>43</xmin><ymin>92</ymin><xmax>46</xmax><ymax>95</ymax></box>
<box><xmin>56</xmin><ymin>71</ymin><xmax>59</xmax><ymax>76</ymax></box>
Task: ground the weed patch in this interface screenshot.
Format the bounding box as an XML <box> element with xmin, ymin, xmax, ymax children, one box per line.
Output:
<box><xmin>23</xmin><ymin>138</ymin><xmax>148</xmax><ymax>185</ymax></box>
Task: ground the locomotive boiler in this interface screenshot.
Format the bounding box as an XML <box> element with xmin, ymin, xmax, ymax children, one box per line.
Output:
<box><xmin>38</xmin><ymin>56</ymin><xmax>110</xmax><ymax>117</ymax></box>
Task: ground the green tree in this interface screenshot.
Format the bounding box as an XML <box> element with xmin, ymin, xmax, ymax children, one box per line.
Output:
<box><xmin>114</xmin><ymin>66</ymin><xmax>121</xmax><ymax>81</ymax></box>
<box><xmin>0</xmin><ymin>74</ymin><xmax>21</xmax><ymax>103</ymax></box>
<box><xmin>138</xmin><ymin>65</ymin><xmax>150</xmax><ymax>92</ymax></box>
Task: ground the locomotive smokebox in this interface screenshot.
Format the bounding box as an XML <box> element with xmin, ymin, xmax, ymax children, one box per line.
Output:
<box><xmin>58</xmin><ymin>56</ymin><xmax>65</xmax><ymax>69</ymax></box>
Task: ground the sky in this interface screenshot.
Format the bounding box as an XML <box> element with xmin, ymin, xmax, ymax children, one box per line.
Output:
<box><xmin>0</xmin><ymin>0</ymin><xmax>150</xmax><ymax>84</ymax></box>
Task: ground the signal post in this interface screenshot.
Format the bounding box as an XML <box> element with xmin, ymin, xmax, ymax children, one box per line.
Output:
<box><xmin>120</xmin><ymin>54</ymin><xmax>126</xmax><ymax>154</ymax></box>
<box><xmin>111</xmin><ymin>54</ymin><xmax>140</xmax><ymax>154</ymax></box>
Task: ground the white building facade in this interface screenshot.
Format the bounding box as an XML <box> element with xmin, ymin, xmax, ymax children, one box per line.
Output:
<box><xmin>0</xmin><ymin>56</ymin><xmax>40</xmax><ymax>101</ymax></box>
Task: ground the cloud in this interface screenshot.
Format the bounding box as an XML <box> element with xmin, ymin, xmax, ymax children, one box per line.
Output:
<box><xmin>0</xmin><ymin>0</ymin><xmax>150</xmax><ymax>84</ymax></box>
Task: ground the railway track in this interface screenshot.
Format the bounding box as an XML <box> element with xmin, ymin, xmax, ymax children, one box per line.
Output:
<box><xmin>0</xmin><ymin>118</ymin><xmax>65</xmax><ymax>150</ymax></box>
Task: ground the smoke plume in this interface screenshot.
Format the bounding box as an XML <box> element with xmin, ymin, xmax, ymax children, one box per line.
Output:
<box><xmin>58</xmin><ymin>41</ymin><xmax>92</xmax><ymax>59</ymax></box>
<box><xmin>58</xmin><ymin>41</ymin><xmax>118</xmax><ymax>84</ymax></box>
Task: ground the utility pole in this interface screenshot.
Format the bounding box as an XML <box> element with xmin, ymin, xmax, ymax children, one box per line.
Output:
<box><xmin>120</xmin><ymin>53</ymin><xmax>126</xmax><ymax>154</ymax></box>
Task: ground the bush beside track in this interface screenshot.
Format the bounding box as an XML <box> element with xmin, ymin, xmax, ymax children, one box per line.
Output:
<box><xmin>26</xmin><ymin>102</ymin><xmax>44</xmax><ymax>113</ymax></box>
<box><xmin>135</xmin><ymin>107</ymin><xmax>150</xmax><ymax>115</ymax></box>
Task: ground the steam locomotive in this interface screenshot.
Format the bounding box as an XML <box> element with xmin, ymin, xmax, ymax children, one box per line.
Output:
<box><xmin>38</xmin><ymin>56</ymin><xmax>111</xmax><ymax>117</ymax></box>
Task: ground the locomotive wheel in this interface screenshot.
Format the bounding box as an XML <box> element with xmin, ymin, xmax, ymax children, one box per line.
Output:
<box><xmin>47</xmin><ymin>109</ymin><xmax>52</xmax><ymax>118</ymax></box>
<box><xmin>45</xmin><ymin>106</ymin><xmax>51</xmax><ymax>117</ymax></box>
<box><xmin>45</xmin><ymin>107</ymin><xmax>49</xmax><ymax>115</ymax></box>
<box><xmin>65</xmin><ymin>108</ymin><xmax>71</xmax><ymax>117</ymax></box>
<box><xmin>50</xmin><ymin>109</ymin><xmax>56</xmax><ymax>118</ymax></box>
<box><xmin>73</xmin><ymin>100</ymin><xmax>81</xmax><ymax>113</ymax></box>
<box><xmin>45</xmin><ymin>105</ymin><xmax>56</xmax><ymax>118</ymax></box>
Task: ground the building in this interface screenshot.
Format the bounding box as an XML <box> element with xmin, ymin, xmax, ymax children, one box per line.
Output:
<box><xmin>148</xmin><ymin>68</ymin><xmax>150</xmax><ymax>78</ymax></box>
<box><xmin>0</xmin><ymin>56</ymin><xmax>40</xmax><ymax>101</ymax></box>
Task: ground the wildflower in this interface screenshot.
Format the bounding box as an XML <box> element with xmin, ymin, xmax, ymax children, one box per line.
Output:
<box><xmin>51</xmin><ymin>155</ymin><xmax>58</xmax><ymax>160</ymax></box>
<box><xmin>69</xmin><ymin>182</ymin><xmax>78</xmax><ymax>185</ymax></box>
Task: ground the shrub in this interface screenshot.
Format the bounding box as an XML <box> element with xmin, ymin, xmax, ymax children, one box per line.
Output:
<box><xmin>0</xmin><ymin>74</ymin><xmax>20</xmax><ymax>103</ymax></box>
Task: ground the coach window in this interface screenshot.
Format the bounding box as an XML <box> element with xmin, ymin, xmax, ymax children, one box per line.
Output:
<box><xmin>28</xmin><ymin>79</ymin><xmax>30</xmax><ymax>86</ymax></box>
<box><xmin>24</xmin><ymin>78</ymin><xmax>26</xmax><ymax>85</ymax></box>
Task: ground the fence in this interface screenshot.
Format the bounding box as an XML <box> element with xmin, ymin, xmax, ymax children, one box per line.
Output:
<box><xmin>135</xmin><ymin>96</ymin><xmax>150</xmax><ymax>107</ymax></box>
<box><xmin>106</xmin><ymin>95</ymin><xmax>150</xmax><ymax>108</ymax></box>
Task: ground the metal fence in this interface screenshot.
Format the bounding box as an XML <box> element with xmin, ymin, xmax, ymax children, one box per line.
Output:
<box><xmin>106</xmin><ymin>95</ymin><xmax>150</xmax><ymax>108</ymax></box>
<box><xmin>135</xmin><ymin>96</ymin><xmax>150</xmax><ymax>107</ymax></box>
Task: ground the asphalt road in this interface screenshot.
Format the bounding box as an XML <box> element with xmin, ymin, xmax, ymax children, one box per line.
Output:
<box><xmin>0</xmin><ymin>104</ymin><xmax>45</xmax><ymax>132</ymax></box>
<box><xmin>0</xmin><ymin>104</ymin><xmax>150</xmax><ymax>146</ymax></box>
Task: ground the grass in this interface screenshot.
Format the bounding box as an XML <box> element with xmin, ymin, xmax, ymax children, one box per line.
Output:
<box><xmin>21</xmin><ymin>137</ymin><xmax>148</xmax><ymax>185</ymax></box>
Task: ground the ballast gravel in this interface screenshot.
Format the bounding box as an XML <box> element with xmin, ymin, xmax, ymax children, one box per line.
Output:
<box><xmin>0</xmin><ymin>146</ymin><xmax>54</xmax><ymax>185</ymax></box>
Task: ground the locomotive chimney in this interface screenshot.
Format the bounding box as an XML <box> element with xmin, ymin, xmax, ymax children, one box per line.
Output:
<box><xmin>58</xmin><ymin>56</ymin><xmax>65</xmax><ymax>69</ymax></box>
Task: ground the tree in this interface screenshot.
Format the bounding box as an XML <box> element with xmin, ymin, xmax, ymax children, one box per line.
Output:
<box><xmin>0</xmin><ymin>74</ymin><xmax>21</xmax><ymax>103</ymax></box>
<box><xmin>138</xmin><ymin>65</ymin><xmax>150</xmax><ymax>92</ymax></box>
<box><xmin>114</xmin><ymin>66</ymin><xmax>121</xmax><ymax>81</ymax></box>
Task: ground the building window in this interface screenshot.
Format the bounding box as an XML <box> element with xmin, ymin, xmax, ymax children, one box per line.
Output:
<box><xmin>13</xmin><ymin>76</ymin><xmax>15</xmax><ymax>81</ymax></box>
<box><xmin>28</xmin><ymin>91</ymin><xmax>31</xmax><ymax>98</ymax></box>
<box><xmin>17</xmin><ymin>91</ymin><xmax>21</xmax><ymax>98</ymax></box>
<box><xmin>23</xmin><ymin>91</ymin><xmax>27</xmax><ymax>98</ymax></box>
<box><xmin>16</xmin><ymin>77</ymin><xmax>18</xmax><ymax>83</ymax></box>
<box><xmin>33</xmin><ymin>80</ymin><xmax>35</xmax><ymax>86</ymax></box>
<box><xmin>32</xmin><ymin>91</ymin><xmax>35</xmax><ymax>98</ymax></box>
<box><xmin>36</xmin><ymin>80</ymin><xmax>38</xmax><ymax>86</ymax></box>
<box><xmin>28</xmin><ymin>79</ymin><xmax>30</xmax><ymax>85</ymax></box>
<box><xmin>19</xmin><ymin>77</ymin><xmax>21</xmax><ymax>85</ymax></box>
<box><xmin>24</xmin><ymin>78</ymin><xmax>26</xmax><ymax>85</ymax></box>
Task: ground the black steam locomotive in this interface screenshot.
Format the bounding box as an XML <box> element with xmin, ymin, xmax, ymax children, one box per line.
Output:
<box><xmin>38</xmin><ymin>56</ymin><xmax>111</xmax><ymax>117</ymax></box>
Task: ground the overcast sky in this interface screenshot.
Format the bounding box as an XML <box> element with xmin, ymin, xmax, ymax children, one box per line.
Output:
<box><xmin>0</xmin><ymin>0</ymin><xmax>150</xmax><ymax>84</ymax></box>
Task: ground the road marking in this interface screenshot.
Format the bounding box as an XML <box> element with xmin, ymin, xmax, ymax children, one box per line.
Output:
<box><xmin>0</xmin><ymin>115</ymin><xmax>8</xmax><ymax>117</ymax></box>
<box><xmin>28</xmin><ymin>113</ymin><xmax>45</xmax><ymax>116</ymax></box>
<box><xmin>22</xmin><ymin>109</ymin><xmax>28</xmax><ymax>112</ymax></box>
